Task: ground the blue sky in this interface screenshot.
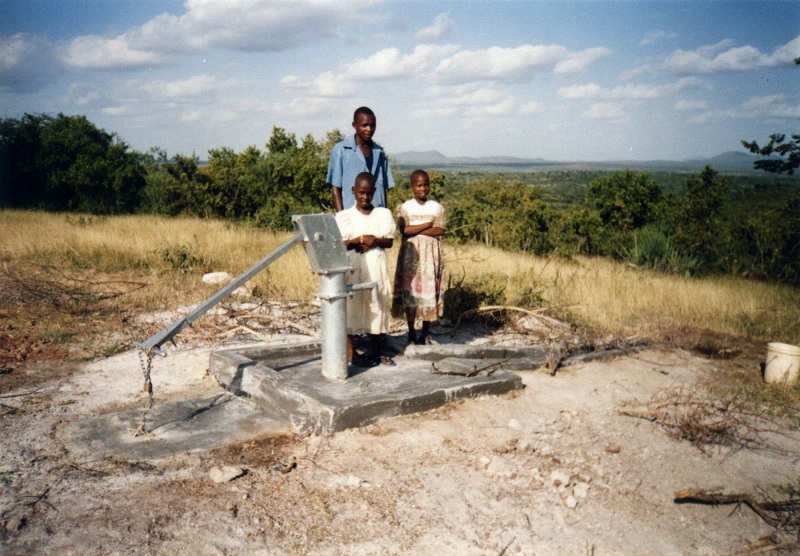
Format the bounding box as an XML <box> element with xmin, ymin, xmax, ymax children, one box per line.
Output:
<box><xmin>1</xmin><ymin>0</ymin><xmax>798</xmax><ymax>161</ymax></box>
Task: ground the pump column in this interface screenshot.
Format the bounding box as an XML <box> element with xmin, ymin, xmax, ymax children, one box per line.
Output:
<box><xmin>318</xmin><ymin>271</ymin><xmax>349</xmax><ymax>381</ymax></box>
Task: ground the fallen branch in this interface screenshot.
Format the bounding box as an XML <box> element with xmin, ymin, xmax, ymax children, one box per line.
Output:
<box><xmin>675</xmin><ymin>488</ymin><xmax>800</xmax><ymax>555</ymax></box>
<box><xmin>616</xmin><ymin>386</ymin><xmax>799</xmax><ymax>454</ymax></box>
<box><xmin>675</xmin><ymin>489</ymin><xmax>797</xmax><ymax>528</ymax></box>
<box><xmin>243</xmin><ymin>313</ymin><xmax>318</xmax><ymax>337</ymax></box>
<box><xmin>451</xmin><ymin>305</ymin><xmax>549</xmax><ymax>335</ymax></box>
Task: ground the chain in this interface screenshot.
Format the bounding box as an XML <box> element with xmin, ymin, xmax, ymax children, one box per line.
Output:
<box><xmin>133</xmin><ymin>348</ymin><xmax>155</xmax><ymax>437</ymax></box>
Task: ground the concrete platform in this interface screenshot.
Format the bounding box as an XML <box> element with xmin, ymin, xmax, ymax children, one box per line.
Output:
<box><xmin>59</xmin><ymin>393</ymin><xmax>286</xmax><ymax>461</ymax></box>
<box><xmin>59</xmin><ymin>340</ymin><xmax>528</xmax><ymax>461</ymax></box>
<box><xmin>210</xmin><ymin>340</ymin><xmax>525</xmax><ymax>435</ymax></box>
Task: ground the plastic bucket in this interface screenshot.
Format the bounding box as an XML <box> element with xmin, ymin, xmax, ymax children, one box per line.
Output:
<box><xmin>764</xmin><ymin>342</ymin><xmax>800</xmax><ymax>386</ymax></box>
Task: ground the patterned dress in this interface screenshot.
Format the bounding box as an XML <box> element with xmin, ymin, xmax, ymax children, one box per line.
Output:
<box><xmin>392</xmin><ymin>199</ymin><xmax>446</xmax><ymax>321</ymax></box>
<box><xmin>335</xmin><ymin>206</ymin><xmax>396</xmax><ymax>335</ymax></box>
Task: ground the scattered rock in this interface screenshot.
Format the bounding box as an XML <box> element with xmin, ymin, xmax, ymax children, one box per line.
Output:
<box><xmin>605</xmin><ymin>443</ymin><xmax>622</xmax><ymax>454</ymax></box>
<box><xmin>202</xmin><ymin>272</ymin><xmax>233</xmax><ymax>285</ymax></box>
<box><xmin>486</xmin><ymin>457</ymin><xmax>517</xmax><ymax>479</ymax></box>
<box><xmin>346</xmin><ymin>475</ymin><xmax>366</xmax><ymax>488</ymax></box>
<box><xmin>5</xmin><ymin>516</ymin><xmax>27</xmax><ymax>533</ymax></box>
<box><xmin>209</xmin><ymin>465</ymin><xmax>246</xmax><ymax>483</ymax></box>
<box><xmin>564</xmin><ymin>495</ymin><xmax>578</xmax><ymax>509</ymax></box>
<box><xmin>550</xmin><ymin>469</ymin><xmax>571</xmax><ymax>488</ymax></box>
<box><xmin>573</xmin><ymin>482</ymin><xmax>590</xmax><ymax>499</ymax></box>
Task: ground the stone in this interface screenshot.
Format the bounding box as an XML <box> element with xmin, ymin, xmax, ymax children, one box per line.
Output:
<box><xmin>549</xmin><ymin>469</ymin><xmax>571</xmax><ymax>488</ymax></box>
<box><xmin>486</xmin><ymin>457</ymin><xmax>517</xmax><ymax>479</ymax></box>
<box><xmin>573</xmin><ymin>482</ymin><xmax>590</xmax><ymax>499</ymax></box>
<box><xmin>209</xmin><ymin>465</ymin><xmax>245</xmax><ymax>483</ymax></box>
<box><xmin>508</xmin><ymin>418</ymin><xmax>522</xmax><ymax>430</ymax></box>
<box><xmin>202</xmin><ymin>272</ymin><xmax>232</xmax><ymax>285</ymax></box>
<box><xmin>564</xmin><ymin>495</ymin><xmax>578</xmax><ymax>509</ymax></box>
<box><xmin>5</xmin><ymin>516</ymin><xmax>27</xmax><ymax>533</ymax></box>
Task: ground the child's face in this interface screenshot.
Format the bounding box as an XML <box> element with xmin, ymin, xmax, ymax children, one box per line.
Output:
<box><xmin>352</xmin><ymin>180</ymin><xmax>376</xmax><ymax>210</ymax></box>
<box><xmin>410</xmin><ymin>174</ymin><xmax>430</xmax><ymax>202</ymax></box>
<box><xmin>352</xmin><ymin>113</ymin><xmax>376</xmax><ymax>144</ymax></box>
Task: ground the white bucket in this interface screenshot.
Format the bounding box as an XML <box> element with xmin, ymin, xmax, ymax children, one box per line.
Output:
<box><xmin>764</xmin><ymin>342</ymin><xmax>800</xmax><ymax>386</ymax></box>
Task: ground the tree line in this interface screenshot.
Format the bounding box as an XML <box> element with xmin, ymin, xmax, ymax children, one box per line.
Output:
<box><xmin>1</xmin><ymin>113</ymin><xmax>798</xmax><ymax>285</ymax></box>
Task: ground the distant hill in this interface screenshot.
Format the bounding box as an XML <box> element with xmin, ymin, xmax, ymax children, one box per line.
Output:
<box><xmin>392</xmin><ymin>149</ymin><xmax>764</xmax><ymax>173</ymax></box>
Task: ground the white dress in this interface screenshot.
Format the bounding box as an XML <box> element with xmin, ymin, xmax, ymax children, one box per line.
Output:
<box><xmin>334</xmin><ymin>206</ymin><xmax>396</xmax><ymax>335</ymax></box>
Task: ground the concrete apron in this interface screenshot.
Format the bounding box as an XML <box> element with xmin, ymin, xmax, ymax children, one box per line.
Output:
<box><xmin>60</xmin><ymin>340</ymin><xmax>535</xmax><ymax>461</ymax></box>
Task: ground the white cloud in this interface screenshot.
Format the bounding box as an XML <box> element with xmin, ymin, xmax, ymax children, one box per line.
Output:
<box><xmin>742</xmin><ymin>94</ymin><xmax>800</xmax><ymax>118</ymax></box>
<box><xmin>558</xmin><ymin>78</ymin><xmax>703</xmax><ymax>100</ymax></box>
<box><xmin>639</xmin><ymin>30</ymin><xmax>677</xmax><ymax>47</ymax></box>
<box><xmin>688</xmin><ymin>93</ymin><xmax>800</xmax><ymax>124</ymax></box>
<box><xmin>618</xmin><ymin>64</ymin><xmax>658</xmax><ymax>81</ymax></box>
<box><xmin>664</xmin><ymin>35</ymin><xmax>800</xmax><ymax>74</ymax></box>
<box><xmin>416</xmin><ymin>13</ymin><xmax>454</xmax><ymax>41</ymax></box>
<box><xmin>435</xmin><ymin>44</ymin><xmax>612</xmax><ymax>81</ymax></box>
<box><xmin>61</xmin><ymin>0</ymin><xmax>382</xmax><ymax>70</ymax></box>
<box><xmin>272</xmin><ymin>96</ymin><xmax>338</xmax><ymax>116</ymax></box>
<box><xmin>346</xmin><ymin>44</ymin><xmax>460</xmax><ymax>79</ymax></box>
<box><xmin>581</xmin><ymin>102</ymin><xmax>627</xmax><ymax>121</ymax></box>
<box><xmin>62</xmin><ymin>35</ymin><xmax>164</xmax><ymax>69</ymax></box>
<box><xmin>674</xmin><ymin>99</ymin><xmax>708</xmax><ymax>111</ymax></box>
<box><xmin>101</xmin><ymin>106</ymin><xmax>128</xmax><ymax>116</ymax></box>
<box><xmin>413</xmin><ymin>83</ymin><xmax>538</xmax><ymax>118</ymax></box>
<box><xmin>140</xmin><ymin>75</ymin><xmax>246</xmax><ymax>98</ymax></box>
<box><xmin>180</xmin><ymin>109</ymin><xmax>203</xmax><ymax>123</ymax></box>
<box><xmin>0</xmin><ymin>33</ymin><xmax>61</xmax><ymax>92</ymax></box>
<box><xmin>280</xmin><ymin>44</ymin><xmax>459</xmax><ymax>95</ymax></box>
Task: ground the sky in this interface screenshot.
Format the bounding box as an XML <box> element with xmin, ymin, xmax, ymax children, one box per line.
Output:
<box><xmin>1</xmin><ymin>0</ymin><xmax>798</xmax><ymax>162</ymax></box>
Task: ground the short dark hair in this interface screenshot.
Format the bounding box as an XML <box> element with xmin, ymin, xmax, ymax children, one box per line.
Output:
<box><xmin>410</xmin><ymin>169</ymin><xmax>429</xmax><ymax>183</ymax></box>
<box><xmin>355</xmin><ymin>171</ymin><xmax>376</xmax><ymax>188</ymax></box>
<box><xmin>353</xmin><ymin>106</ymin><xmax>375</xmax><ymax>121</ymax></box>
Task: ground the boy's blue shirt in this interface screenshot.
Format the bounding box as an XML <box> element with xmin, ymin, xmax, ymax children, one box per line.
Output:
<box><xmin>327</xmin><ymin>134</ymin><xmax>394</xmax><ymax>209</ymax></box>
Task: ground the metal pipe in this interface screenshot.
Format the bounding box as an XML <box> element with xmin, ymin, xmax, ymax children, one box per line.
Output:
<box><xmin>134</xmin><ymin>234</ymin><xmax>303</xmax><ymax>354</ymax></box>
<box><xmin>319</xmin><ymin>272</ymin><xmax>348</xmax><ymax>380</ymax></box>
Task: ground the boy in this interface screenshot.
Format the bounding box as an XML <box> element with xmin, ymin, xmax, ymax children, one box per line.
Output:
<box><xmin>327</xmin><ymin>106</ymin><xmax>394</xmax><ymax>212</ymax></box>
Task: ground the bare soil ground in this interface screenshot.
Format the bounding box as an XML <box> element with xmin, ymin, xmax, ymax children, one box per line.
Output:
<box><xmin>1</xmin><ymin>308</ymin><xmax>799</xmax><ymax>555</ymax></box>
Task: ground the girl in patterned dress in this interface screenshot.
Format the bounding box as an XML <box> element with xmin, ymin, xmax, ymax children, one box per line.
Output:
<box><xmin>392</xmin><ymin>170</ymin><xmax>446</xmax><ymax>345</ymax></box>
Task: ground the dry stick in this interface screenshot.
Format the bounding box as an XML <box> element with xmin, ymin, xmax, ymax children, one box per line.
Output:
<box><xmin>243</xmin><ymin>313</ymin><xmax>319</xmax><ymax>337</ymax></box>
<box><xmin>497</xmin><ymin>536</ymin><xmax>516</xmax><ymax>556</ymax></box>
<box><xmin>0</xmin><ymin>386</ymin><xmax>45</xmax><ymax>398</ymax></box>
<box><xmin>451</xmin><ymin>305</ymin><xmax>550</xmax><ymax>335</ymax></box>
<box><xmin>674</xmin><ymin>489</ymin><xmax>800</xmax><ymax>529</ymax></box>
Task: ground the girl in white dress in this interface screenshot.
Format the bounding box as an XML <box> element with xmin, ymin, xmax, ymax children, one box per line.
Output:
<box><xmin>334</xmin><ymin>172</ymin><xmax>396</xmax><ymax>366</ymax></box>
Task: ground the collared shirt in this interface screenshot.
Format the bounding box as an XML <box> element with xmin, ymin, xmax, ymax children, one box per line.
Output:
<box><xmin>327</xmin><ymin>134</ymin><xmax>394</xmax><ymax>209</ymax></box>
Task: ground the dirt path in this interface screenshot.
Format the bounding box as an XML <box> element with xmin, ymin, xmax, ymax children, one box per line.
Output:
<box><xmin>1</xmin><ymin>327</ymin><xmax>799</xmax><ymax>555</ymax></box>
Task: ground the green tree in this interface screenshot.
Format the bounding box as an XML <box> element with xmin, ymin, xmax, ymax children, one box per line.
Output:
<box><xmin>742</xmin><ymin>134</ymin><xmax>800</xmax><ymax>175</ymax></box>
<box><xmin>0</xmin><ymin>113</ymin><xmax>145</xmax><ymax>213</ymax></box>
<box><xmin>584</xmin><ymin>170</ymin><xmax>665</xmax><ymax>256</ymax></box>
<box><xmin>672</xmin><ymin>166</ymin><xmax>732</xmax><ymax>272</ymax></box>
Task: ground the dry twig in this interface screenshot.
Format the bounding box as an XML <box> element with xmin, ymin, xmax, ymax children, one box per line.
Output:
<box><xmin>675</xmin><ymin>487</ymin><xmax>800</xmax><ymax>553</ymax></box>
<box><xmin>617</xmin><ymin>386</ymin><xmax>798</xmax><ymax>454</ymax></box>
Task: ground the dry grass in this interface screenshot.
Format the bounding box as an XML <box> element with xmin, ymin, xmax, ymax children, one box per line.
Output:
<box><xmin>1</xmin><ymin>211</ymin><xmax>798</xmax><ymax>360</ymax></box>
<box><xmin>0</xmin><ymin>210</ymin><xmax>318</xmax><ymax>310</ymax></box>
<box><xmin>447</xmin><ymin>244</ymin><xmax>800</xmax><ymax>345</ymax></box>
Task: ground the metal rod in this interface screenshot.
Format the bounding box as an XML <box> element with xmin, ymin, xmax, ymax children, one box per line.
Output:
<box><xmin>134</xmin><ymin>233</ymin><xmax>303</xmax><ymax>354</ymax></box>
<box><xmin>319</xmin><ymin>272</ymin><xmax>349</xmax><ymax>380</ymax></box>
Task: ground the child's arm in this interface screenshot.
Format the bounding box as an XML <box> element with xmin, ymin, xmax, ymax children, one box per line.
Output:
<box><xmin>360</xmin><ymin>235</ymin><xmax>393</xmax><ymax>251</ymax></box>
<box><xmin>401</xmin><ymin>220</ymin><xmax>443</xmax><ymax>238</ymax></box>
<box><xmin>345</xmin><ymin>235</ymin><xmax>393</xmax><ymax>252</ymax></box>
